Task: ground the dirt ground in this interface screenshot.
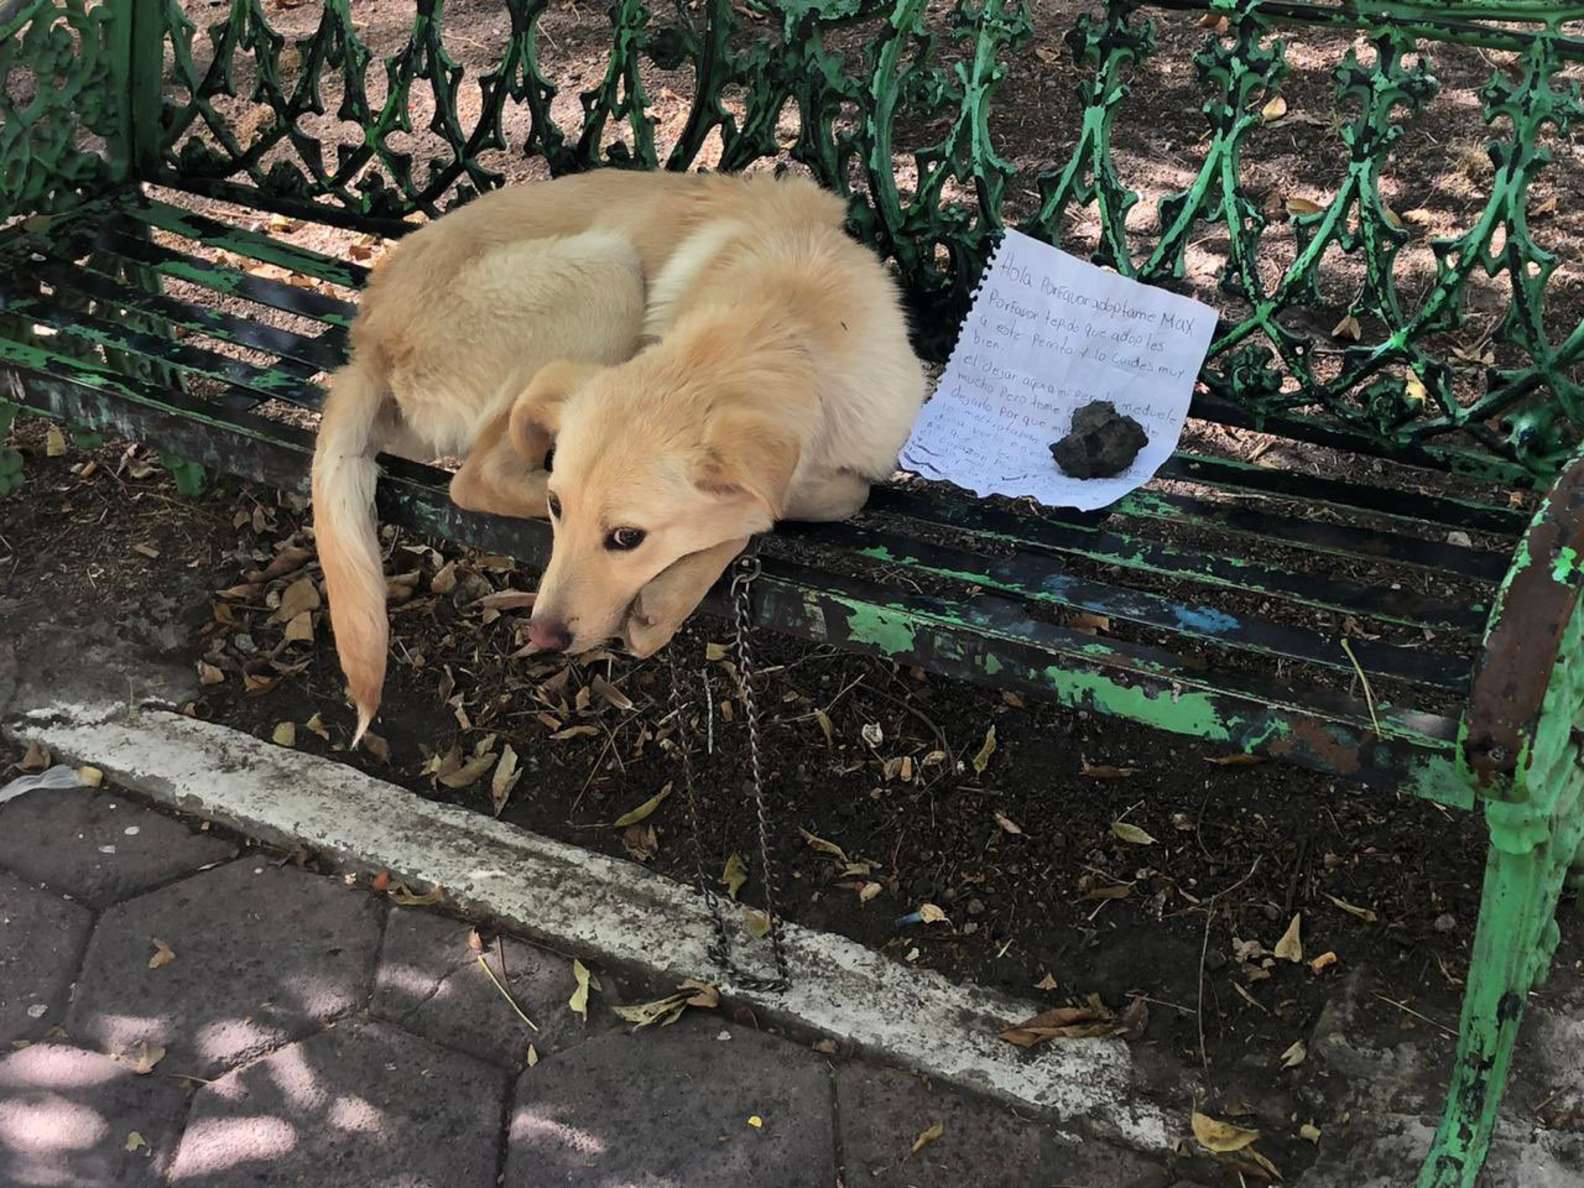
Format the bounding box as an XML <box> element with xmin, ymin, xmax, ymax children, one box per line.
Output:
<box><xmin>7</xmin><ymin>418</ymin><xmax>1583</xmax><ymax>1183</ymax></box>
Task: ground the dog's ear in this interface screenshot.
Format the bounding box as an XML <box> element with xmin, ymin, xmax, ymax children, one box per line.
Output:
<box><xmin>509</xmin><ymin>360</ymin><xmax>601</xmax><ymax>460</ymax></box>
<box><xmin>694</xmin><ymin>410</ymin><xmax>801</xmax><ymax>520</ymax></box>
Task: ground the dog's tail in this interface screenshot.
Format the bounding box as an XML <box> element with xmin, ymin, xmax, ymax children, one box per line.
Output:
<box><xmin>311</xmin><ymin>356</ymin><xmax>390</xmax><ymax>744</ymax></box>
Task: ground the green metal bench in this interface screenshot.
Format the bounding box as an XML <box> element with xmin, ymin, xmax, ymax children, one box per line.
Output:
<box><xmin>1</xmin><ymin>1</ymin><xmax>1581</xmax><ymax>1181</ymax></box>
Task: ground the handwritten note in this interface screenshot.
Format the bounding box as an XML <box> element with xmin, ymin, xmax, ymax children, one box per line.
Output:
<box><xmin>901</xmin><ymin>230</ymin><xmax>1217</xmax><ymax>511</ymax></box>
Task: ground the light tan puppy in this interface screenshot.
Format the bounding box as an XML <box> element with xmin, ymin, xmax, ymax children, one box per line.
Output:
<box><xmin>313</xmin><ymin>170</ymin><xmax>924</xmax><ymax>740</ymax></box>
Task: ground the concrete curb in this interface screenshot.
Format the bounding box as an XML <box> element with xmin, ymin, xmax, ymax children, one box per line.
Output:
<box><xmin>7</xmin><ymin>699</ymin><xmax>1170</xmax><ymax>1151</ymax></box>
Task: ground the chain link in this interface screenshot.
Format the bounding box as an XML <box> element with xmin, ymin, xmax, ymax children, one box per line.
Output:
<box><xmin>667</xmin><ymin>548</ymin><xmax>790</xmax><ymax>993</ymax></box>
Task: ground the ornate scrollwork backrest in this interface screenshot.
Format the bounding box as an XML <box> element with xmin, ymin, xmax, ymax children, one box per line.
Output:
<box><xmin>4</xmin><ymin>0</ymin><xmax>1582</xmax><ymax>481</ymax></box>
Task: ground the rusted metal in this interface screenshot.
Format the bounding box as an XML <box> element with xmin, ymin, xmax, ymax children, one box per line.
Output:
<box><xmin>1462</xmin><ymin>455</ymin><xmax>1584</xmax><ymax>790</ymax></box>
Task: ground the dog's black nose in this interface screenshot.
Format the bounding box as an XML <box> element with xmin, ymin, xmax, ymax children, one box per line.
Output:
<box><xmin>528</xmin><ymin>618</ymin><xmax>571</xmax><ymax>654</ymax></box>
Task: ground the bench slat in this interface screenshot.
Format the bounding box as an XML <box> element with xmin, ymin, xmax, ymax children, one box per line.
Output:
<box><xmin>867</xmin><ymin>487</ymin><xmax>1490</xmax><ymax>636</ymax></box>
<box><xmin>86</xmin><ymin>222</ymin><xmax>357</xmax><ymax>327</ymax></box>
<box><xmin>779</xmin><ymin>522</ymin><xmax>1472</xmax><ymax>691</ymax></box>
<box><xmin>1111</xmin><ymin>485</ymin><xmax>1511</xmax><ymax>583</ymax></box>
<box><xmin>1157</xmin><ymin>453</ymin><xmax>1528</xmax><ymax>537</ymax></box>
<box><xmin>7</xmin><ymin>296</ymin><xmax>324</xmax><ymax>410</ymax></box>
<box><xmin>119</xmin><ymin>197</ymin><xmax>373</xmax><ymax>291</ymax></box>
<box><xmin>29</xmin><ymin>255</ymin><xmax>341</xmax><ymax>377</ymax></box>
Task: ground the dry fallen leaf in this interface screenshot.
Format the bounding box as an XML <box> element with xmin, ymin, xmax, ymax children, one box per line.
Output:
<box><xmin>1081</xmin><ymin>758</ymin><xmax>1137</xmax><ymax>779</ymax></box>
<box><xmin>1206</xmin><ymin>753</ymin><xmax>1266</xmax><ymax>767</ymax></box>
<box><xmin>304</xmin><ymin>713</ymin><xmax>330</xmax><ymax>741</ymax></box>
<box><xmin>1120</xmin><ymin>996</ymin><xmax>1149</xmax><ymax>1042</ymax></box>
<box><xmin>918</xmin><ymin>903</ymin><xmax>948</xmax><ymax>925</ymax></box>
<box><xmin>1274</xmin><ymin>914</ymin><xmax>1303</xmax><ymax>963</ymax></box>
<box><xmin>525</xmin><ymin>1043</ymin><xmax>539</xmax><ymax>1067</ymax></box>
<box><xmin>591</xmin><ymin>674</ymin><xmax>634</xmax><ymax>712</ymax></box>
<box><xmin>1192</xmin><ymin>1111</ymin><xmax>1260</xmax><ymax>1154</ymax></box>
<box><xmin>1299</xmin><ymin>1122</ymin><xmax>1321</xmax><ymax>1143</ymax></box>
<box><xmin>613</xmin><ymin>979</ymin><xmax>719</xmax><ymax>1029</ymax></box>
<box><xmin>1309</xmin><ymin>951</ymin><xmax>1339</xmax><ymax>975</ymax></box>
<box><xmin>705</xmin><ymin>642</ymin><xmax>729</xmax><ymax>662</ymax></box>
<box><xmin>1280</xmin><ymin>1038</ymin><xmax>1307</xmax><ymax>1068</ymax></box>
<box><xmin>475</xmin><ymin>589</ymin><xmax>536</xmax><ymax>613</ymax></box>
<box><xmin>197</xmin><ymin>662</ymin><xmax>225</xmax><ymax>686</ymax></box>
<box><xmin>861</xmin><ymin>722</ymin><xmax>884</xmax><ymax>748</ymax></box>
<box><xmin>812</xmin><ymin>707</ymin><xmax>834</xmax><ymax>748</ymax></box>
<box><xmin>994</xmin><ymin>812</ymin><xmax>1023</xmax><ymax>836</ymax></box>
<box><xmin>125</xmin><ymin>1131</ymin><xmax>147</xmax><ymax>1152</ymax></box>
<box><xmin>1325</xmin><ymin>893</ymin><xmax>1378</xmax><ymax>923</ymax></box>
<box><xmin>858</xmin><ymin>881</ymin><xmax>882</xmax><ymax>903</ymax></box>
<box><xmin>283</xmin><ymin>612</ymin><xmax>314</xmax><ymax>643</ymax></box>
<box><xmin>1000</xmin><ymin>999</ymin><xmax>1120</xmax><ymax>1047</ymax></box>
<box><xmin>1034</xmin><ymin>972</ymin><xmax>1059</xmax><ymax>991</ymax></box>
<box><xmin>429</xmin><ymin>561</ymin><xmax>459</xmax><ymax>594</ymax></box>
<box><xmin>45</xmin><ymin>424</ymin><xmax>67</xmax><ymax>457</ymax></box>
<box><xmin>438</xmin><ymin>752</ymin><xmax>496</xmax><ymax>789</ymax></box>
<box><xmin>1332</xmin><ymin>314</ymin><xmax>1362</xmax><ymax>341</ymax></box>
<box><xmin>18</xmin><ymin>741</ymin><xmax>50</xmax><ymax>772</ymax></box>
<box><xmin>362</xmin><ymin>732</ymin><xmax>391</xmax><ymax>764</ymax></box>
<box><xmin>272</xmin><ymin>721</ymin><xmax>296</xmax><ymax>748</ymax></box>
<box><xmin>1111</xmin><ymin>821</ymin><xmax>1157</xmax><ymax>846</ymax></box>
<box><xmin>389</xmin><ymin>882</ymin><xmax>443</xmax><ymax>907</ymax></box>
<box><xmin>621</xmin><ymin>823</ymin><xmax>658</xmax><ymax>862</ymax></box>
<box><xmin>1078</xmin><ymin>883</ymin><xmax>1133</xmax><ymax>902</ymax></box>
<box><xmin>115</xmin><ymin>1042</ymin><xmax>166</xmax><ymax>1076</ymax></box>
<box><xmin>972</xmin><ymin>725</ymin><xmax>997</xmax><ymax>775</ymax></box>
<box><xmin>721</xmin><ymin>853</ymin><xmax>748</xmax><ymax>899</ymax></box>
<box><xmin>800</xmin><ymin>827</ymin><xmax>850</xmax><ymax>865</ymax></box>
<box><xmin>132</xmin><ymin>542</ymin><xmax>160</xmax><ymax>559</ymax></box>
<box><xmin>1260</xmin><ymin>95</ymin><xmax>1288</xmax><ymax>123</ymax></box>
<box><xmin>1247</xmin><ymin>1148</ymin><xmax>1283</xmax><ymax>1180</ymax></box>
<box><xmin>911</xmin><ymin>1120</ymin><xmax>945</xmax><ymax>1156</ymax></box>
<box><xmin>550</xmin><ymin>725</ymin><xmax>599</xmax><ymax>741</ymax></box>
<box><xmin>273</xmin><ymin>576</ymin><xmax>321</xmax><ymax>622</ymax></box>
<box><xmin>569</xmin><ymin>958</ymin><xmax>592</xmax><ymax>1021</ymax></box>
<box><xmin>1286</xmin><ymin>196</ymin><xmax>1324</xmax><ymax>217</ymax></box>
<box><xmin>147</xmin><ymin>939</ymin><xmax>175</xmax><ymax>970</ymax></box>
<box><xmin>612</xmin><ymin>783</ymin><xmax>672</xmax><ymax>828</ymax></box>
<box><xmin>77</xmin><ymin>766</ymin><xmax>104</xmax><ymax>787</ymax></box>
<box><xmin>744</xmin><ymin>910</ymin><xmax>771</xmax><ymax>938</ymax></box>
<box><xmin>491</xmin><ymin>745</ymin><xmax>521</xmax><ymax>816</ymax></box>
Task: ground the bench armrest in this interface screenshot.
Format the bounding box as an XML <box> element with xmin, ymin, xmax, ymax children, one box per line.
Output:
<box><xmin>1462</xmin><ymin>450</ymin><xmax>1584</xmax><ymax>793</ymax></box>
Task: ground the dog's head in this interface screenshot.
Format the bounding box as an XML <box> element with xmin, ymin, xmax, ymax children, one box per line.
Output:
<box><xmin>515</xmin><ymin>352</ymin><xmax>803</xmax><ymax>655</ymax></box>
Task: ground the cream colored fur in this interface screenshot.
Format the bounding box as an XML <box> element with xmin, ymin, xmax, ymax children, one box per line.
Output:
<box><xmin>311</xmin><ymin>170</ymin><xmax>925</xmax><ymax>740</ymax></box>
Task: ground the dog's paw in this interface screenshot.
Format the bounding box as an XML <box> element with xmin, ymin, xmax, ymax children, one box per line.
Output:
<box><xmin>621</xmin><ymin>595</ymin><xmax>681</xmax><ymax>659</ymax></box>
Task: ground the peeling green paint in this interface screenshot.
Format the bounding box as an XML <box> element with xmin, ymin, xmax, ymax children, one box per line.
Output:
<box><xmin>1552</xmin><ymin>546</ymin><xmax>1579</xmax><ymax>585</ymax></box>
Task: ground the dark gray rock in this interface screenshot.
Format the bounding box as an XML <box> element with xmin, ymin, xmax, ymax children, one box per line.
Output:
<box><xmin>1050</xmin><ymin>400</ymin><xmax>1149</xmax><ymax>479</ymax></box>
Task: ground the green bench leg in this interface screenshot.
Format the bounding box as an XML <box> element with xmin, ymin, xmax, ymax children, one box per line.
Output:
<box><xmin>1417</xmin><ymin>738</ymin><xmax>1584</xmax><ymax>1185</ymax></box>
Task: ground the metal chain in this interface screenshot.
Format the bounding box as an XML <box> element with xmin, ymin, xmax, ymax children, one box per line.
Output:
<box><xmin>666</xmin><ymin>549</ymin><xmax>790</xmax><ymax>993</ymax></box>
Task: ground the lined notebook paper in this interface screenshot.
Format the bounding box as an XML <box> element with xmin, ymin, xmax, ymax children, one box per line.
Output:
<box><xmin>901</xmin><ymin>230</ymin><xmax>1217</xmax><ymax>511</ymax></box>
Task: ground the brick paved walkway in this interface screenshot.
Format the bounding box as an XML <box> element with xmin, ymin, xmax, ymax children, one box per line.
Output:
<box><xmin>0</xmin><ymin>779</ymin><xmax>1174</xmax><ymax>1188</ymax></box>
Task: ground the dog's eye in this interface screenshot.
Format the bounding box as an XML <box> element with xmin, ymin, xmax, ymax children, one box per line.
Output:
<box><xmin>547</xmin><ymin>492</ymin><xmax>562</xmax><ymax>519</ymax></box>
<box><xmin>605</xmin><ymin>527</ymin><xmax>646</xmax><ymax>551</ymax></box>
